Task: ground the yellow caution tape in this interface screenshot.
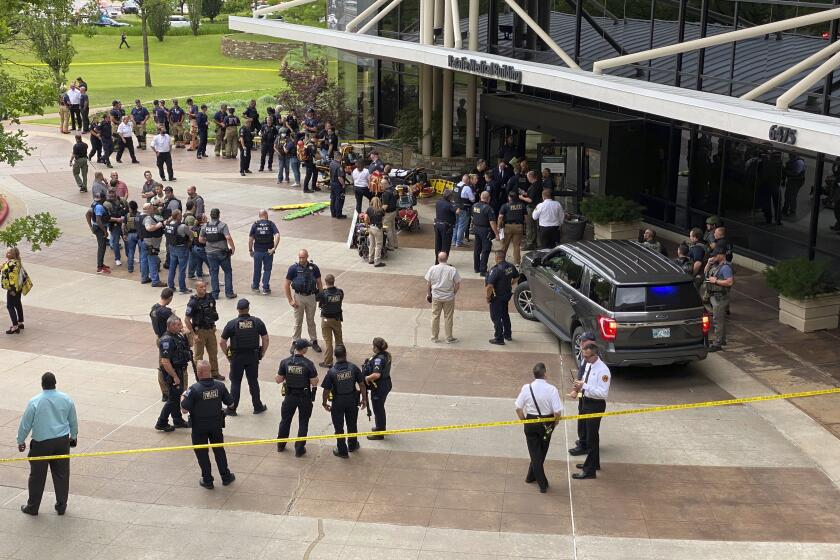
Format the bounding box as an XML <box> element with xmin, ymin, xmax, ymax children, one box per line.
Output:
<box><xmin>5</xmin><ymin>386</ymin><xmax>839</xmax><ymax>463</ymax></box>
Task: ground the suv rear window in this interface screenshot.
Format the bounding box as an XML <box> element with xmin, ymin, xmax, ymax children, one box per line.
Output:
<box><xmin>614</xmin><ymin>284</ymin><xmax>702</xmax><ymax>312</ymax></box>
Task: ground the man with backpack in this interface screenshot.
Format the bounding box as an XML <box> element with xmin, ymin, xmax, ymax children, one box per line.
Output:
<box><xmin>86</xmin><ymin>192</ymin><xmax>113</xmax><ymax>274</ymax></box>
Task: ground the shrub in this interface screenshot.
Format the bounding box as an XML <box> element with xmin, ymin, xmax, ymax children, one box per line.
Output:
<box><xmin>764</xmin><ymin>258</ymin><xmax>838</xmax><ymax>300</ymax></box>
<box><xmin>580</xmin><ymin>195</ymin><xmax>643</xmax><ymax>225</ymax></box>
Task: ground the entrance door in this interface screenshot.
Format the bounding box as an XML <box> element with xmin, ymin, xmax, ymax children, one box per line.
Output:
<box><xmin>538</xmin><ymin>143</ymin><xmax>585</xmax><ymax>214</ymax></box>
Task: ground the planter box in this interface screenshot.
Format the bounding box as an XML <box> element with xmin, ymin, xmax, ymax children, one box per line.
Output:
<box><xmin>593</xmin><ymin>221</ymin><xmax>640</xmax><ymax>241</ymax></box>
<box><xmin>778</xmin><ymin>293</ymin><xmax>840</xmax><ymax>333</ymax></box>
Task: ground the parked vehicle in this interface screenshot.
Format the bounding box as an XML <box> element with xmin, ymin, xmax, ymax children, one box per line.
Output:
<box><xmin>93</xmin><ymin>15</ymin><xmax>129</xmax><ymax>27</ymax></box>
<box><xmin>122</xmin><ymin>1</ymin><xmax>139</xmax><ymax>14</ymax></box>
<box><xmin>169</xmin><ymin>15</ymin><xmax>191</xmax><ymax>27</ymax></box>
<box><xmin>514</xmin><ymin>240</ymin><xmax>709</xmax><ymax>367</ymax></box>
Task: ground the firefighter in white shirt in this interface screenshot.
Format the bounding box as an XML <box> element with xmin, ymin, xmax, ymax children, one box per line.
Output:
<box><xmin>569</xmin><ymin>344</ymin><xmax>611</xmax><ymax>479</ymax></box>
<box><xmin>514</xmin><ymin>362</ymin><xmax>563</xmax><ymax>493</ymax></box>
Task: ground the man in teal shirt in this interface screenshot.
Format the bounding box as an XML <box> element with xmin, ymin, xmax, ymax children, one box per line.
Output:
<box><xmin>17</xmin><ymin>372</ymin><xmax>78</xmax><ymax>516</ymax></box>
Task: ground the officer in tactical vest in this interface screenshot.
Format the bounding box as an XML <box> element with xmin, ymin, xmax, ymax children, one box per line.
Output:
<box><xmin>220</xmin><ymin>299</ymin><xmax>269</xmax><ymax>416</ymax></box>
<box><xmin>185</xmin><ymin>280</ymin><xmax>224</xmax><ymax>381</ymax></box>
<box><xmin>150</xmin><ymin>288</ymin><xmax>175</xmax><ymax>401</ymax></box>
<box><xmin>498</xmin><ymin>190</ymin><xmax>526</xmax><ymax>265</ymax></box>
<box><xmin>485</xmin><ymin>250</ymin><xmax>518</xmax><ymax>345</ymax></box>
<box><xmin>284</xmin><ymin>249</ymin><xmax>323</xmax><ymax>352</ymax></box>
<box><xmin>321</xmin><ymin>345</ymin><xmax>367</xmax><ymax>458</ymax></box>
<box><xmin>315</xmin><ymin>274</ymin><xmax>343</xmax><ymax>369</ymax></box>
<box><xmin>704</xmin><ymin>246</ymin><xmax>733</xmax><ymax>352</ymax></box>
<box><xmin>180</xmin><ymin>360</ymin><xmax>235</xmax><ymax>489</ymax></box>
<box><xmin>156</xmin><ymin>315</ymin><xmax>191</xmax><ymax>432</ymax></box>
<box><xmin>472</xmin><ymin>191</ymin><xmax>499</xmax><ymax>277</ymax></box>
<box><xmin>275</xmin><ymin>339</ymin><xmax>319</xmax><ymax>457</ymax></box>
<box><xmin>363</xmin><ymin>337</ymin><xmax>392</xmax><ymax>440</ymax></box>
<box><xmin>248</xmin><ymin>210</ymin><xmax>280</xmax><ymax>295</ymax></box>
<box><xmin>223</xmin><ymin>107</ymin><xmax>240</xmax><ymax>159</ymax></box>
<box><xmin>164</xmin><ymin>209</ymin><xmax>192</xmax><ymax>294</ymax></box>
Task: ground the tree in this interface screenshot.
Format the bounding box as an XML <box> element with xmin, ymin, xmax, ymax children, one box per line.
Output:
<box><xmin>277</xmin><ymin>58</ymin><xmax>351</xmax><ymax>131</ymax></box>
<box><xmin>21</xmin><ymin>0</ymin><xmax>76</xmax><ymax>92</ymax></box>
<box><xmin>186</xmin><ymin>0</ymin><xmax>202</xmax><ymax>35</ymax></box>
<box><xmin>147</xmin><ymin>0</ymin><xmax>173</xmax><ymax>42</ymax></box>
<box><xmin>202</xmin><ymin>0</ymin><xmax>222</xmax><ymax>22</ymax></box>
<box><xmin>0</xmin><ymin>213</ymin><xmax>62</xmax><ymax>252</ymax></box>
<box><xmin>0</xmin><ymin>0</ymin><xmax>57</xmax><ymax>166</ymax></box>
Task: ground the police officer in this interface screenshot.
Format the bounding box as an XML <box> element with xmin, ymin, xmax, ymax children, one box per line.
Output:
<box><xmin>363</xmin><ymin>337</ymin><xmax>391</xmax><ymax>440</ymax></box>
<box><xmin>284</xmin><ymin>249</ymin><xmax>323</xmax><ymax>353</ymax></box>
<box><xmin>213</xmin><ymin>103</ymin><xmax>228</xmax><ymax>158</ymax></box>
<box><xmin>485</xmin><ymin>250</ymin><xmax>518</xmax><ymax>345</ymax></box>
<box><xmin>276</xmin><ymin>339</ymin><xmax>319</xmax><ymax>457</ymax></box>
<box><xmin>243</xmin><ymin>99</ymin><xmax>259</xmax><ymax>133</ymax></box>
<box><xmin>196</xmin><ymin>104</ymin><xmax>210</xmax><ymax>159</ymax></box>
<box><xmin>150</xmin><ymin>288</ymin><xmax>175</xmax><ymax>401</ymax></box>
<box><xmin>97</xmin><ymin>112</ymin><xmax>114</xmax><ymax>168</ymax></box>
<box><xmin>315</xmin><ymin>274</ymin><xmax>343</xmax><ymax>369</ymax></box>
<box><xmin>131</xmin><ymin>99</ymin><xmax>150</xmax><ymax>150</ymax></box>
<box><xmin>258</xmin><ymin>115</ymin><xmax>277</xmax><ymax>172</ymax></box>
<box><xmin>498</xmin><ymin>190</ymin><xmax>525</xmax><ymax>265</ymax></box>
<box><xmin>434</xmin><ymin>190</ymin><xmax>459</xmax><ymax>264</ymax></box>
<box><xmin>329</xmin><ymin>152</ymin><xmax>347</xmax><ymax>219</ymax></box>
<box><xmin>169</xmin><ymin>99</ymin><xmax>185</xmax><ymax>148</ymax></box>
<box><xmin>239</xmin><ymin>118</ymin><xmax>254</xmax><ymax>176</ymax></box>
<box><xmin>164</xmin><ymin>209</ymin><xmax>192</xmax><ymax>295</ymax></box>
<box><xmin>180</xmin><ymin>360</ymin><xmax>235</xmax><ymax>489</ymax></box>
<box><xmin>571</xmin><ymin>344</ymin><xmax>611</xmax><ymax>480</ymax></box>
<box><xmin>156</xmin><ymin>315</ymin><xmax>191</xmax><ymax>432</ymax></box>
<box><xmin>185</xmin><ymin>280</ymin><xmax>224</xmax><ymax>381</ymax></box>
<box><xmin>249</xmin><ymin>210</ymin><xmax>280</xmax><ymax>295</ymax></box>
<box><xmin>704</xmin><ymin>246</ymin><xmax>733</xmax><ymax>352</ymax></box>
<box><xmin>219</xmin><ymin>299</ymin><xmax>269</xmax><ymax>416</ymax></box>
<box><xmin>703</xmin><ymin>215</ymin><xmax>722</xmax><ymax>247</ymax></box>
<box><xmin>223</xmin><ymin>108</ymin><xmax>240</xmax><ymax>159</ymax></box>
<box><xmin>472</xmin><ymin>191</ymin><xmax>499</xmax><ymax>276</ymax></box>
<box><xmin>321</xmin><ymin>345</ymin><xmax>367</xmax><ymax>458</ymax></box>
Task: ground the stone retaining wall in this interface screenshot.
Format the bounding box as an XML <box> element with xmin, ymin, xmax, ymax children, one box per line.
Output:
<box><xmin>377</xmin><ymin>145</ymin><xmax>475</xmax><ymax>179</ymax></box>
<box><xmin>221</xmin><ymin>35</ymin><xmax>295</xmax><ymax>61</ymax></box>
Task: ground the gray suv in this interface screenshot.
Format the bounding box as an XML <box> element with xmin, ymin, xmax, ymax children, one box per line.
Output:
<box><xmin>514</xmin><ymin>240</ymin><xmax>709</xmax><ymax>367</ymax></box>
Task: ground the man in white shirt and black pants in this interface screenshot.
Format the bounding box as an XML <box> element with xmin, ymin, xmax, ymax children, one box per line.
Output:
<box><xmin>116</xmin><ymin>116</ymin><xmax>139</xmax><ymax>164</ymax></box>
<box><xmin>570</xmin><ymin>344</ymin><xmax>611</xmax><ymax>480</ymax></box>
<box><xmin>515</xmin><ymin>363</ymin><xmax>563</xmax><ymax>493</ymax></box>
<box><xmin>152</xmin><ymin>126</ymin><xmax>176</xmax><ymax>182</ymax></box>
<box><xmin>531</xmin><ymin>188</ymin><xmax>564</xmax><ymax>249</ymax></box>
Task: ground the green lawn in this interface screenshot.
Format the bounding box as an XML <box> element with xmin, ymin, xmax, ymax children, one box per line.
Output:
<box><xmin>5</xmin><ymin>34</ymin><xmax>295</xmax><ymax>114</ymax></box>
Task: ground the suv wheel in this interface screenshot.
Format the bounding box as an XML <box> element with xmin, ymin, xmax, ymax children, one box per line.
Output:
<box><xmin>572</xmin><ymin>326</ymin><xmax>585</xmax><ymax>364</ymax></box>
<box><xmin>514</xmin><ymin>281</ymin><xmax>538</xmax><ymax>321</ymax></box>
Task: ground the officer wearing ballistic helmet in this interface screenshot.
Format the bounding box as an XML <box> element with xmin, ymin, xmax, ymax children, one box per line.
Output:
<box><xmin>703</xmin><ymin>215</ymin><xmax>721</xmax><ymax>247</ymax></box>
<box><xmin>184</xmin><ymin>280</ymin><xmax>224</xmax><ymax>381</ymax></box>
<box><xmin>180</xmin><ymin>360</ymin><xmax>235</xmax><ymax>489</ymax></box>
<box><xmin>156</xmin><ymin>315</ymin><xmax>191</xmax><ymax>432</ymax></box>
<box><xmin>219</xmin><ymin>299</ymin><xmax>269</xmax><ymax>416</ymax></box>
<box><xmin>321</xmin><ymin>345</ymin><xmax>367</xmax><ymax>458</ymax></box>
<box><xmin>276</xmin><ymin>339</ymin><xmax>319</xmax><ymax>457</ymax></box>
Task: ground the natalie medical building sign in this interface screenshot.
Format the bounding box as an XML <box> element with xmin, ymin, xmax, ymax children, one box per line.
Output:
<box><xmin>447</xmin><ymin>56</ymin><xmax>522</xmax><ymax>84</ymax></box>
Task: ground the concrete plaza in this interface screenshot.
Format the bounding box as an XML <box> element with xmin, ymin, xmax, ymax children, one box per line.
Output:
<box><xmin>0</xmin><ymin>127</ymin><xmax>839</xmax><ymax>558</ymax></box>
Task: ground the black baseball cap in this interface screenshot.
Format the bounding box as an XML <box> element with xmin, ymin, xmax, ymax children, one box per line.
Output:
<box><xmin>710</xmin><ymin>246</ymin><xmax>727</xmax><ymax>256</ymax></box>
<box><xmin>293</xmin><ymin>339</ymin><xmax>311</xmax><ymax>350</ymax></box>
<box><xmin>236</xmin><ymin>298</ymin><xmax>250</xmax><ymax>310</ymax></box>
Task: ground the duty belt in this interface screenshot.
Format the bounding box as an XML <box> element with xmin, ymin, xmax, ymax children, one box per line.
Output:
<box><xmin>434</xmin><ymin>221</ymin><xmax>454</xmax><ymax>227</ymax></box>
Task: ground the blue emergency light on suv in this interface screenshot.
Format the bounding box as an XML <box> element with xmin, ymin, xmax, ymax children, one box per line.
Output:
<box><xmin>514</xmin><ymin>240</ymin><xmax>709</xmax><ymax>367</ymax></box>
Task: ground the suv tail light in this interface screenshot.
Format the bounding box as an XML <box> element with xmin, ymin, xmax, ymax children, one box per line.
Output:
<box><xmin>597</xmin><ymin>316</ymin><xmax>617</xmax><ymax>341</ymax></box>
<box><xmin>702</xmin><ymin>313</ymin><xmax>710</xmax><ymax>335</ymax></box>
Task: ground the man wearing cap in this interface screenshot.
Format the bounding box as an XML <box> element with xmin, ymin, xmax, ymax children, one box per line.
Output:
<box><xmin>151</xmin><ymin>125</ymin><xmax>176</xmax><ymax>182</ymax></box>
<box><xmin>568</xmin><ymin>332</ymin><xmax>596</xmax><ymax>456</ymax></box>
<box><xmin>276</xmin><ymin>338</ymin><xmax>319</xmax><ymax>457</ymax></box>
<box><xmin>704</xmin><ymin>247</ymin><xmax>734</xmax><ymax>352</ymax></box>
<box><xmin>219</xmin><ymin>299</ymin><xmax>269</xmax><ymax>416</ymax></box>
<box><xmin>703</xmin><ymin>215</ymin><xmax>721</xmax><ymax>247</ymax></box>
<box><xmin>131</xmin><ymin>99</ymin><xmax>150</xmax><ymax>150</ymax></box>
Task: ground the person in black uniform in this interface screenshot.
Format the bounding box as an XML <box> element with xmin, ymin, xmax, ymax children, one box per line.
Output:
<box><xmin>195</xmin><ymin>104</ymin><xmax>209</xmax><ymax>159</ymax></box>
<box><xmin>472</xmin><ymin>191</ymin><xmax>499</xmax><ymax>276</ymax></box>
<box><xmin>259</xmin><ymin>115</ymin><xmax>277</xmax><ymax>172</ymax></box>
<box><xmin>498</xmin><ymin>190</ymin><xmax>526</xmax><ymax>265</ymax></box>
<box><xmin>150</xmin><ymin>288</ymin><xmax>175</xmax><ymax>401</ymax></box>
<box><xmin>239</xmin><ymin>118</ymin><xmax>254</xmax><ymax>176</ymax></box>
<box><xmin>219</xmin><ymin>299</ymin><xmax>269</xmax><ymax>416</ymax></box>
<box><xmin>156</xmin><ymin>315</ymin><xmax>191</xmax><ymax>432</ymax></box>
<box><xmin>97</xmin><ymin>113</ymin><xmax>114</xmax><ymax>168</ymax></box>
<box><xmin>329</xmin><ymin>152</ymin><xmax>346</xmax><ymax>219</ymax></box>
<box><xmin>180</xmin><ymin>360</ymin><xmax>236</xmax><ymax>489</ymax></box>
<box><xmin>485</xmin><ymin>251</ymin><xmax>518</xmax><ymax>345</ymax></box>
<box><xmin>243</xmin><ymin>99</ymin><xmax>259</xmax><ymax>133</ymax></box>
<box><xmin>434</xmin><ymin>189</ymin><xmax>459</xmax><ymax>264</ymax></box>
<box><xmin>363</xmin><ymin>337</ymin><xmax>391</xmax><ymax>440</ymax></box>
<box><xmin>321</xmin><ymin>345</ymin><xmax>367</xmax><ymax>458</ymax></box>
<box><xmin>276</xmin><ymin>339</ymin><xmax>319</xmax><ymax>457</ymax></box>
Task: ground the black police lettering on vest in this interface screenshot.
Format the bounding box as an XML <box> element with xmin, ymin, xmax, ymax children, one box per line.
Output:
<box><xmin>320</xmin><ymin>288</ymin><xmax>343</xmax><ymax>319</ymax></box>
<box><xmin>164</xmin><ymin>222</ymin><xmax>189</xmax><ymax>246</ymax></box>
<box><xmin>291</xmin><ymin>264</ymin><xmax>317</xmax><ymax>295</ymax></box>
<box><xmin>203</xmin><ymin>223</ymin><xmax>224</xmax><ymax>243</ymax></box>
<box><xmin>283</xmin><ymin>358</ymin><xmax>309</xmax><ymax>389</ymax></box>
<box><xmin>332</xmin><ymin>363</ymin><xmax>356</xmax><ymax>396</ymax></box>
<box><xmin>159</xmin><ymin>332</ymin><xmax>191</xmax><ymax>366</ymax></box>
<box><xmin>252</xmin><ymin>220</ymin><xmax>273</xmax><ymax>246</ymax></box>
<box><xmin>504</xmin><ymin>202</ymin><xmax>525</xmax><ymax>224</ymax></box>
<box><xmin>231</xmin><ymin>317</ymin><xmax>260</xmax><ymax>352</ymax></box>
<box><xmin>188</xmin><ymin>295</ymin><xmax>218</xmax><ymax>329</ymax></box>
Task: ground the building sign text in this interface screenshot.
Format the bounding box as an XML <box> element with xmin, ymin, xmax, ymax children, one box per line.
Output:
<box><xmin>448</xmin><ymin>56</ymin><xmax>522</xmax><ymax>84</ymax></box>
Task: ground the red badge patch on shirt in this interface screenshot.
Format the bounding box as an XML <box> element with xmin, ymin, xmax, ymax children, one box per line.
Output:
<box><xmin>601</xmin><ymin>375</ymin><xmax>609</xmax><ymax>382</ymax></box>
